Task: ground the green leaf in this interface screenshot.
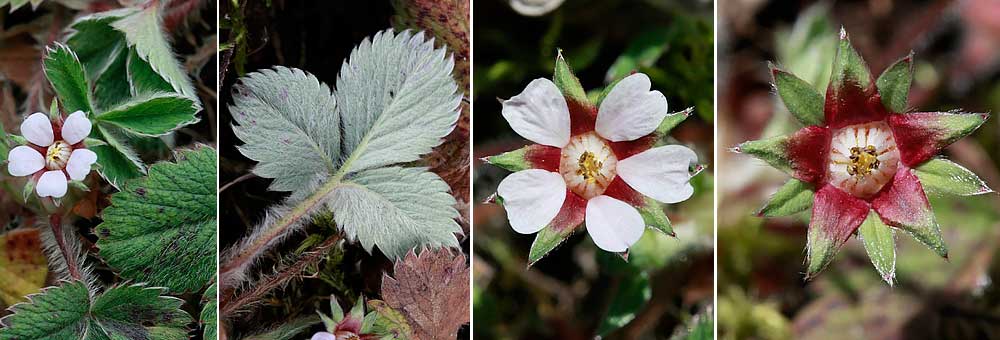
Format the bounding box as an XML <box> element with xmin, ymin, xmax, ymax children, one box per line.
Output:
<box><xmin>112</xmin><ymin>6</ymin><xmax>197</xmax><ymax>99</ymax></box>
<box><xmin>876</xmin><ymin>53</ymin><xmax>913</xmax><ymax>113</ymax></box>
<box><xmin>201</xmin><ymin>282</ymin><xmax>217</xmax><ymax>340</ymax></box>
<box><xmin>244</xmin><ymin>316</ymin><xmax>321</xmax><ymax>340</ymax></box>
<box><xmin>829</xmin><ymin>28</ymin><xmax>873</xmax><ymax>91</ymax></box>
<box><xmin>604</xmin><ymin>27</ymin><xmax>671</xmax><ymax>82</ymax></box>
<box><xmin>858</xmin><ymin>211</ymin><xmax>896</xmax><ymax>285</ymax></box>
<box><xmin>527</xmin><ymin>223</ymin><xmax>577</xmax><ymax>266</ymax></box>
<box><xmin>96</xmin><ymin>146</ymin><xmax>217</xmax><ymax>293</ymax></box>
<box><xmin>0</xmin><ymin>281</ymin><xmax>192</xmax><ymax>340</ymax></box>
<box><xmin>43</xmin><ymin>43</ymin><xmax>93</xmax><ymax>115</ymax></box>
<box><xmin>914</xmin><ymin>158</ymin><xmax>993</xmax><ymax>196</ymax></box>
<box><xmin>678</xmin><ymin>308</ymin><xmax>713</xmax><ymax>340</ymax></box>
<box><xmin>230</xmin><ymin>67</ymin><xmax>339</xmax><ymax>196</ymax></box>
<box><xmin>327</xmin><ymin>167</ymin><xmax>460</xmax><ymax>258</ymax></box>
<box><xmin>93</xmin><ymin>47</ymin><xmax>130</xmax><ymax>111</ymax></box>
<box><xmin>96</xmin><ymin>93</ymin><xmax>199</xmax><ymax>136</ymax></box>
<box><xmin>65</xmin><ymin>9</ymin><xmax>132</xmax><ymax>79</ymax></box>
<box><xmin>597</xmin><ymin>271</ymin><xmax>651</xmax><ymax>336</ymax></box>
<box><xmin>369</xmin><ymin>300</ymin><xmax>412</xmax><ymax>340</ymax></box>
<box><xmin>334</xmin><ymin>30</ymin><xmax>462</xmax><ymax>176</ymax></box>
<box><xmin>552</xmin><ymin>49</ymin><xmax>590</xmax><ymax>107</ymax></box>
<box><xmin>771</xmin><ymin>64</ymin><xmax>824</xmax><ymax>126</ymax></box>
<box><xmin>92</xmin><ymin>123</ymin><xmax>146</xmax><ymax>189</ymax></box>
<box><xmin>757</xmin><ymin>179</ymin><xmax>815</xmax><ymax>217</ymax></box>
<box><xmin>127</xmin><ymin>48</ymin><xmax>175</xmax><ymax>95</ymax></box>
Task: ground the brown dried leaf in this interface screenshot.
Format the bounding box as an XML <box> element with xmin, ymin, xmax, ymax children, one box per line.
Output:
<box><xmin>381</xmin><ymin>248</ymin><xmax>469</xmax><ymax>340</ymax></box>
<box><xmin>0</xmin><ymin>228</ymin><xmax>48</xmax><ymax>306</ymax></box>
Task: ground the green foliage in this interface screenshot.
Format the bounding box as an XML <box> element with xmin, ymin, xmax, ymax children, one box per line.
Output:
<box><xmin>201</xmin><ymin>283</ymin><xmax>218</xmax><ymax>340</ymax></box>
<box><xmin>244</xmin><ymin>316</ymin><xmax>321</xmax><ymax>340</ymax></box>
<box><xmin>43</xmin><ymin>43</ymin><xmax>93</xmax><ymax>115</ymax></box>
<box><xmin>369</xmin><ymin>300</ymin><xmax>412</xmax><ymax>339</ymax></box>
<box><xmin>597</xmin><ymin>271</ymin><xmax>651</xmax><ymax>336</ymax></box>
<box><xmin>112</xmin><ymin>5</ymin><xmax>198</xmax><ymax>99</ymax></box>
<box><xmin>231</xmin><ymin>30</ymin><xmax>462</xmax><ymax>258</ymax></box>
<box><xmin>858</xmin><ymin>212</ymin><xmax>896</xmax><ymax>285</ymax></box>
<box><xmin>0</xmin><ymin>281</ymin><xmax>192</xmax><ymax>340</ymax></box>
<box><xmin>96</xmin><ymin>146</ymin><xmax>217</xmax><ymax>293</ymax></box>
<box><xmin>96</xmin><ymin>93</ymin><xmax>199</xmax><ymax>136</ymax></box>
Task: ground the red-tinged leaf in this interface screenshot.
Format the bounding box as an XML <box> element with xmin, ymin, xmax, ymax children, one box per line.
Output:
<box><xmin>738</xmin><ymin>126</ymin><xmax>830</xmax><ymax>185</ymax></box>
<box><xmin>528</xmin><ymin>190</ymin><xmax>586</xmax><ymax>266</ymax></box>
<box><xmin>888</xmin><ymin>111</ymin><xmax>989</xmax><ymax>166</ymax></box>
<box><xmin>871</xmin><ymin>166</ymin><xmax>948</xmax><ymax>258</ymax></box>
<box><xmin>825</xmin><ymin>28</ymin><xmax>885</xmax><ymax>128</ymax></box>
<box><xmin>381</xmin><ymin>248</ymin><xmax>470</xmax><ymax>340</ymax></box>
<box><xmin>806</xmin><ymin>185</ymin><xmax>870</xmax><ymax>278</ymax></box>
<box><xmin>485</xmin><ymin>144</ymin><xmax>561</xmax><ymax>172</ymax></box>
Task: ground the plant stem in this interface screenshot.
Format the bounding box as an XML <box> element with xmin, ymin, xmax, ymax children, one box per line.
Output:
<box><xmin>221</xmin><ymin>234</ymin><xmax>341</xmax><ymax>316</ymax></box>
<box><xmin>49</xmin><ymin>214</ymin><xmax>82</xmax><ymax>281</ymax></box>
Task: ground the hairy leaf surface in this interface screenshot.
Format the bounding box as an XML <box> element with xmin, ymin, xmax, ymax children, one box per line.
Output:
<box><xmin>0</xmin><ymin>281</ymin><xmax>191</xmax><ymax>340</ymax></box>
<box><xmin>96</xmin><ymin>146</ymin><xmax>217</xmax><ymax>293</ymax></box>
<box><xmin>96</xmin><ymin>93</ymin><xmax>199</xmax><ymax>136</ymax></box>
<box><xmin>379</xmin><ymin>249</ymin><xmax>470</xmax><ymax>340</ymax></box>
<box><xmin>43</xmin><ymin>43</ymin><xmax>93</xmax><ymax>115</ymax></box>
<box><xmin>230</xmin><ymin>67</ymin><xmax>339</xmax><ymax>195</ymax></box>
<box><xmin>92</xmin><ymin>123</ymin><xmax>146</xmax><ymax>189</ymax></box>
<box><xmin>201</xmin><ymin>282</ymin><xmax>217</xmax><ymax>340</ymax></box>
<box><xmin>112</xmin><ymin>5</ymin><xmax>197</xmax><ymax>99</ymax></box>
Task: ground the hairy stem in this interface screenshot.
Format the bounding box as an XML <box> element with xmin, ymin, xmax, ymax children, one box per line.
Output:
<box><xmin>49</xmin><ymin>214</ymin><xmax>82</xmax><ymax>281</ymax></box>
<box><xmin>221</xmin><ymin>234</ymin><xmax>341</xmax><ymax>316</ymax></box>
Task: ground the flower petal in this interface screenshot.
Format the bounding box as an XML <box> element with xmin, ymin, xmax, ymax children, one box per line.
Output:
<box><xmin>501</xmin><ymin>78</ymin><xmax>571</xmax><ymax>147</ymax></box>
<box><xmin>36</xmin><ymin>170</ymin><xmax>68</xmax><ymax>198</ymax></box>
<box><xmin>61</xmin><ymin>110</ymin><xmax>92</xmax><ymax>145</ymax></box>
<box><xmin>21</xmin><ymin>112</ymin><xmax>53</xmax><ymax>147</ymax></box>
<box><xmin>888</xmin><ymin>111</ymin><xmax>989</xmax><ymax>167</ymax></box>
<box><xmin>65</xmin><ymin>148</ymin><xmax>97</xmax><ymax>181</ymax></box>
<box><xmin>310</xmin><ymin>332</ymin><xmax>337</xmax><ymax>340</ymax></box>
<box><xmin>617</xmin><ymin>145</ymin><xmax>697</xmax><ymax>204</ymax></box>
<box><xmin>585</xmin><ymin>195</ymin><xmax>645</xmax><ymax>252</ymax></box>
<box><xmin>595</xmin><ymin>73</ymin><xmax>668</xmax><ymax>142</ymax></box>
<box><xmin>7</xmin><ymin>145</ymin><xmax>45</xmax><ymax>176</ymax></box>
<box><xmin>871</xmin><ymin>166</ymin><xmax>947</xmax><ymax>258</ymax></box>
<box><xmin>806</xmin><ymin>184</ymin><xmax>870</xmax><ymax>279</ymax></box>
<box><xmin>497</xmin><ymin>169</ymin><xmax>567</xmax><ymax>234</ymax></box>
<box><xmin>527</xmin><ymin>191</ymin><xmax>587</xmax><ymax>266</ymax></box>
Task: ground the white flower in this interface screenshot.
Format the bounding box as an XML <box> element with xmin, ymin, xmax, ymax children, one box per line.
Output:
<box><xmin>497</xmin><ymin>73</ymin><xmax>697</xmax><ymax>252</ymax></box>
<box><xmin>6</xmin><ymin>111</ymin><xmax>97</xmax><ymax>198</ymax></box>
<box><xmin>310</xmin><ymin>332</ymin><xmax>336</xmax><ymax>340</ymax></box>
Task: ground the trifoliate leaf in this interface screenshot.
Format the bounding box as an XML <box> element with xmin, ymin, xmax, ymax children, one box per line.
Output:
<box><xmin>914</xmin><ymin>158</ymin><xmax>993</xmax><ymax>196</ymax></box>
<box><xmin>335</xmin><ymin>29</ymin><xmax>461</xmax><ymax>175</ymax></box>
<box><xmin>597</xmin><ymin>271</ymin><xmax>651</xmax><ymax>336</ymax></box>
<box><xmin>95</xmin><ymin>93</ymin><xmax>199</xmax><ymax>136</ymax></box>
<box><xmin>230</xmin><ymin>67</ymin><xmax>340</xmax><ymax>195</ymax></box>
<box><xmin>858</xmin><ymin>211</ymin><xmax>896</xmax><ymax>285</ymax></box>
<box><xmin>112</xmin><ymin>5</ymin><xmax>197</xmax><ymax>100</ymax></box>
<box><xmin>96</xmin><ymin>146</ymin><xmax>217</xmax><ymax>293</ymax></box>
<box><xmin>876</xmin><ymin>53</ymin><xmax>913</xmax><ymax>113</ymax></box>
<box><xmin>92</xmin><ymin>123</ymin><xmax>146</xmax><ymax>189</ymax></box>
<box><xmin>327</xmin><ymin>167</ymin><xmax>460</xmax><ymax>257</ymax></box>
<box><xmin>65</xmin><ymin>9</ymin><xmax>133</xmax><ymax>78</ymax></box>
<box><xmin>43</xmin><ymin>43</ymin><xmax>93</xmax><ymax>115</ymax></box>
<box><xmin>379</xmin><ymin>249</ymin><xmax>470</xmax><ymax>340</ymax></box>
<box><xmin>93</xmin><ymin>47</ymin><xmax>130</xmax><ymax>111</ymax></box>
<box><xmin>201</xmin><ymin>282</ymin><xmax>217</xmax><ymax>340</ymax></box>
<box><xmin>0</xmin><ymin>229</ymin><xmax>47</xmax><ymax>306</ymax></box>
<box><xmin>757</xmin><ymin>179</ymin><xmax>815</xmax><ymax>217</ymax></box>
<box><xmin>0</xmin><ymin>281</ymin><xmax>192</xmax><ymax>340</ymax></box>
<box><xmin>127</xmin><ymin>48</ymin><xmax>175</xmax><ymax>95</ymax></box>
<box><xmin>771</xmin><ymin>64</ymin><xmax>824</xmax><ymax>126</ymax></box>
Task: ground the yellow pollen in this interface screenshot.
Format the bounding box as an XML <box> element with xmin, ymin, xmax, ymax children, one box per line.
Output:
<box><xmin>576</xmin><ymin>151</ymin><xmax>603</xmax><ymax>183</ymax></box>
<box><xmin>847</xmin><ymin>145</ymin><xmax>880</xmax><ymax>178</ymax></box>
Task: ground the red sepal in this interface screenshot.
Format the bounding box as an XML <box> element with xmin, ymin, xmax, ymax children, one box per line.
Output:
<box><xmin>567</xmin><ymin>98</ymin><xmax>597</xmax><ymax>136</ymax></box>
<box><xmin>786</xmin><ymin>125</ymin><xmax>832</xmax><ymax>185</ymax></box>
<box><xmin>608</xmin><ymin>133</ymin><xmax>658</xmax><ymax>160</ymax></box>
<box><xmin>810</xmin><ymin>184</ymin><xmax>870</xmax><ymax>249</ymax></box>
<box><xmin>888</xmin><ymin>112</ymin><xmax>989</xmax><ymax>166</ymax></box>
<box><xmin>549</xmin><ymin>190</ymin><xmax>587</xmax><ymax>233</ymax></box>
<box><xmin>824</xmin><ymin>79</ymin><xmax>888</xmax><ymax>128</ymax></box>
<box><xmin>524</xmin><ymin>144</ymin><xmax>561</xmax><ymax>172</ymax></box>
<box><xmin>602</xmin><ymin>177</ymin><xmax>644</xmax><ymax>207</ymax></box>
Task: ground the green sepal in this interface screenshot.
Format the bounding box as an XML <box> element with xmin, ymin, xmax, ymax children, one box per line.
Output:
<box><xmin>735</xmin><ymin>135</ymin><xmax>791</xmax><ymax>174</ymax></box>
<box><xmin>858</xmin><ymin>211</ymin><xmax>896</xmax><ymax>285</ymax></box>
<box><xmin>876</xmin><ymin>52</ymin><xmax>913</xmax><ymax>113</ymax></box>
<box><xmin>368</xmin><ymin>299</ymin><xmax>412</xmax><ymax>339</ymax></box>
<box><xmin>360</xmin><ymin>311</ymin><xmax>378</xmax><ymax>334</ymax></box>
<box><xmin>770</xmin><ymin>63</ymin><xmax>824</xmax><ymax>126</ymax></box>
<box><xmin>68</xmin><ymin>180</ymin><xmax>90</xmax><ymax>192</ymax></box>
<box><xmin>655</xmin><ymin>107</ymin><xmax>694</xmax><ymax>135</ymax></box>
<box><xmin>756</xmin><ymin>179</ymin><xmax>814</xmax><ymax>217</ymax></box>
<box><xmin>829</xmin><ymin>27</ymin><xmax>873</xmax><ymax>91</ymax></box>
<box><xmin>898</xmin><ymin>213</ymin><xmax>948</xmax><ymax>259</ymax></box>
<box><xmin>527</xmin><ymin>223</ymin><xmax>578</xmax><ymax>267</ymax></box>
<box><xmin>594</xmin><ymin>76</ymin><xmax>625</xmax><ymax>108</ymax></box>
<box><xmin>318</xmin><ymin>311</ymin><xmax>337</xmax><ymax>332</ymax></box>
<box><xmin>83</xmin><ymin>137</ymin><xmax>107</xmax><ymax>147</ymax></box>
<box><xmin>48</xmin><ymin>98</ymin><xmax>60</xmax><ymax>120</ymax></box>
<box><xmin>349</xmin><ymin>294</ymin><xmax>365</xmax><ymax>320</ymax></box>
<box><xmin>638</xmin><ymin>197</ymin><xmax>674</xmax><ymax>236</ymax></box>
<box><xmin>484</xmin><ymin>146</ymin><xmax>529</xmax><ymax>172</ymax></box>
<box><xmin>914</xmin><ymin>158</ymin><xmax>993</xmax><ymax>196</ymax></box>
<box><xmin>330</xmin><ymin>294</ymin><xmax>345</xmax><ymax>322</ymax></box>
<box><xmin>805</xmin><ymin>220</ymin><xmax>838</xmax><ymax>280</ymax></box>
<box><xmin>43</xmin><ymin>43</ymin><xmax>94</xmax><ymax>115</ymax></box>
<box><xmin>21</xmin><ymin>177</ymin><xmax>36</xmax><ymax>202</ymax></box>
<box><xmin>553</xmin><ymin>49</ymin><xmax>591</xmax><ymax>107</ymax></box>
<box><xmin>8</xmin><ymin>135</ymin><xmax>27</xmax><ymax>147</ymax></box>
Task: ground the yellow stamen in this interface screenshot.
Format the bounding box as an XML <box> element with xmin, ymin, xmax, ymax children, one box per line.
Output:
<box><xmin>576</xmin><ymin>151</ymin><xmax>603</xmax><ymax>183</ymax></box>
<box><xmin>847</xmin><ymin>145</ymin><xmax>880</xmax><ymax>178</ymax></box>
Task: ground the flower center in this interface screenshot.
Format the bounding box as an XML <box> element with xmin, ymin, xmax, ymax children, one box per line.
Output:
<box><xmin>828</xmin><ymin>121</ymin><xmax>899</xmax><ymax>198</ymax></box>
<box><xmin>45</xmin><ymin>141</ymin><xmax>72</xmax><ymax>170</ymax></box>
<box><xmin>560</xmin><ymin>132</ymin><xmax>618</xmax><ymax>199</ymax></box>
